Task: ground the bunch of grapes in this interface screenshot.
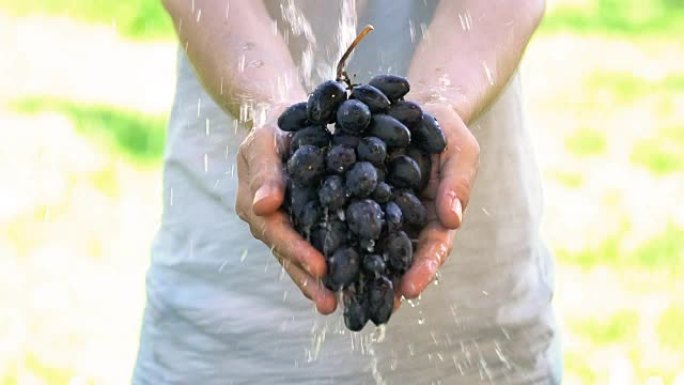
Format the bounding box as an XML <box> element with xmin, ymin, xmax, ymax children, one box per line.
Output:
<box><xmin>278</xmin><ymin>73</ymin><xmax>447</xmax><ymax>331</ymax></box>
<box><xmin>276</xmin><ymin>26</ymin><xmax>447</xmax><ymax>331</ymax></box>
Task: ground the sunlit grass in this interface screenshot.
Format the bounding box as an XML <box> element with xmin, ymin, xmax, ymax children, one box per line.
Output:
<box><xmin>12</xmin><ymin>98</ymin><xmax>167</xmax><ymax>166</ymax></box>
<box><xmin>540</xmin><ymin>0</ymin><xmax>684</xmax><ymax>37</ymax></box>
<box><xmin>550</xmin><ymin>170</ymin><xmax>584</xmax><ymax>189</ymax></box>
<box><xmin>564</xmin><ymin>127</ymin><xmax>607</xmax><ymax>157</ymax></box>
<box><xmin>658</xmin><ymin>304</ymin><xmax>684</xmax><ymax>351</ymax></box>
<box><xmin>558</xmin><ymin>221</ymin><xmax>684</xmax><ymax>270</ymax></box>
<box><xmin>632</xmin><ymin>126</ymin><xmax>684</xmax><ymax>174</ymax></box>
<box><xmin>0</xmin><ymin>0</ymin><xmax>173</xmax><ymax>40</ymax></box>
<box><xmin>571</xmin><ymin>311</ymin><xmax>639</xmax><ymax>344</ymax></box>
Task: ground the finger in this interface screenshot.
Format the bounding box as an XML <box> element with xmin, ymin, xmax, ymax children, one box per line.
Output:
<box><xmin>400</xmin><ymin>220</ymin><xmax>455</xmax><ymax>299</ymax></box>
<box><xmin>240</xmin><ymin>126</ymin><xmax>286</xmax><ymax>216</ymax></box>
<box><xmin>436</xmin><ymin>124</ymin><xmax>480</xmax><ymax>229</ymax></box>
<box><xmin>260</xmin><ymin>212</ymin><xmax>328</xmax><ymax>278</ymax></box>
<box><xmin>274</xmin><ymin>251</ymin><xmax>337</xmax><ymax>315</ymax></box>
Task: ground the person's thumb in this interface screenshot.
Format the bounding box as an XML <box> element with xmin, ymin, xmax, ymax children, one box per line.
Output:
<box><xmin>435</xmin><ymin>119</ymin><xmax>480</xmax><ymax>229</ymax></box>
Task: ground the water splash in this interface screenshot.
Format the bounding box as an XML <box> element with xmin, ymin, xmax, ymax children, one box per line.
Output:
<box><xmin>239</xmin><ymin>249</ymin><xmax>249</xmax><ymax>262</ymax></box>
<box><xmin>306</xmin><ymin>316</ymin><xmax>329</xmax><ymax>362</ymax></box>
<box><xmin>408</xmin><ymin>20</ymin><xmax>417</xmax><ymax>43</ymax></box>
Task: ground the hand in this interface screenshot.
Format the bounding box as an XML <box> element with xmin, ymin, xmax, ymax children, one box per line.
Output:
<box><xmin>235</xmin><ymin>117</ymin><xmax>337</xmax><ymax>314</ymax></box>
<box><xmin>399</xmin><ymin>103</ymin><xmax>480</xmax><ymax>299</ymax></box>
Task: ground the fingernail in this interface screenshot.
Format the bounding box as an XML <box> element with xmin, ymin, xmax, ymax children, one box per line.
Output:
<box><xmin>451</xmin><ymin>196</ymin><xmax>463</xmax><ymax>223</ymax></box>
<box><xmin>252</xmin><ymin>185</ymin><xmax>271</xmax><ymax>207</ymax></box>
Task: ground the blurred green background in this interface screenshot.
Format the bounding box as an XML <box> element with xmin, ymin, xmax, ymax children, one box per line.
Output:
<box><xmin>0</xmin><ymin>0</ymin><xmax>682</xmax><ymax>384</ymax></box>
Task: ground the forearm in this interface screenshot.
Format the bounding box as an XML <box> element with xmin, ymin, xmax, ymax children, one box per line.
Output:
<box><xmin>162</xmin><ymin>0</ymin><xmax>306</xmax><ymax>122</ymax></box>
<box><xmin>408</xmin><ymin>0</ymin><xmax>545</xmax><ymax>124</ymax></box>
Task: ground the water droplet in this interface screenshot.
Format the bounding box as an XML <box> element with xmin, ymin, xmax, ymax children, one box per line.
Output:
<box><xmin>169</xmin><ymin>187</ymin><xmax>174</xmax><ymax>207</ymax></box>
<box><xmin>238</xmin><ymin>55</ymin><xmax>246</xmax><ymax>72</ymax></box>
<box><xmin>247</xmin><ymin>59</ymin><xmax>264</xmax><ymax>68</ymax></box>
<box><xmin>196</xmin><ymin>9</ymin><xmax>202</xmax><ymax>22</ymax></box>
<box><xmin>218</xmin><ymin>259</ymin><xmax>228</xmax><ymax>272</ymax></box>
<box><xmin>205</xmin><ymin>118</ymin><xmax>211</xmax><ymax>136</ymax></box>
<box><xmin>433</xmin><ymin>271</ymin><xmax>441</xmax><ymax>286</ymax></box>
<box><xmin>241</xmin><ymin>42</ymin><xmax>254</xmax><ymax>51</ymax></box>
<box><xmin>196</xmin><ymin>98</ymin><xmax>202</xmax><ymax>117</ymax></box>
<box><xmin>417</xmin><ymin>310</ymin><xmax>425</xmax><ymax>325</ymax></box>
<box><xmin>203</xmin><ymin>153</ymin><xmax>209</xmax><ymax>173</ymax></box>
<box><xmin>482</xmin><ymin>61</ymin><xmax>495</xmax><ymax>86</ymax></box>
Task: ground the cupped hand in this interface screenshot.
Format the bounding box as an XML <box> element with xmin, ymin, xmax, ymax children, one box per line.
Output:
<box><xmin>399</xmin><ymin>103</ymin><xmax>480</xmax><ymax>300</ymax></box>
<box><xmin>235</xmin><ymin>117</ymin><xmax>337</xmax><ymax>314</ymax></box>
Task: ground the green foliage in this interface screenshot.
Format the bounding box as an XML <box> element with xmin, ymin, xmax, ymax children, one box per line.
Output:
<box><xmin>572</xmin><ymin>311</ymin><xmax>640</xmax><ymax>344</ymax></box>
<box><xmin>658</xmin><ymin>304</ymin><xmax>684</xmax><ymax>350</ymax></box>
<box><xmin>540</xmin><ymin>0</ymin><xmax>684</xmax><ymax>36</ymax></box>
<box><xmin>558</xmin><ymin>222</ymin><xmax>684</xmax><ymax>269</ymax></box>
<box><xmin>551</xmin><ymin>171</ymin><xmax>584</xmax><ymax>188</ymax></box>
<box><xmin>564</xmin><ymin>127</ymin><xmax>607</xmax><ymax>157</ymax></box>
<box><xmin>13</xmin><ymin>98</ymin><xmax>167</xmax><ymax>165</ymax></box>
<box><xmin>631</xmin><ymin>127</ymin><xmax>684</xmax><ymax>174</ymax></box>
<box><xmin>0</xmin><ymin>0</ymin><xmax>174</xmax><ymax>40</ymax></box>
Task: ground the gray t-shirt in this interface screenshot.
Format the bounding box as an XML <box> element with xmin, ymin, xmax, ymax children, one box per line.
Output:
<box><xmin>133</xmin><ymin>1</ymin><xmax>561</xmax><ymax>384</ymax></box>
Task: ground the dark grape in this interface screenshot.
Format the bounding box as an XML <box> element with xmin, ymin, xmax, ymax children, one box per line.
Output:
<box><xmin>323</xmin><ymin>219</ymin><xmax>347</xmax><ymax>256</ymax></box>
<box><xmin>372</xmin><ymin>182</ymin><xmax>392</xmax><ymax>204</ymax></box>
<box><xmin>385</xmin><ymin>201</ymin><xmax>403</xmax><ymax>233</ymax></box>
<box><xmin>406</xmin><ymin>147</ymin><xmax>432</xmax><ymax>192</ymax></box>
<box><xmin>319</xmin><ymin>175</ymin><xmax>346</xmax><ymax>210</ymax></box>
<box><xmin>332</xmin><ymin>132</ymin><xmax>361</xmax><ymax>147</ymax></box>
<box><xmin>393</xmin><ymin>190</ymin><xmax>426</xmax><ymax>227</ymax></box>
<box><xmin>307</xmin><ymin>80</ymin><xmax>347</xmax><ymax>124</ymax></box>
<box><xmin>287</xmin><ymin>145</ymin><xmax>325</xmax><ymax>186</ymax></box>
<box><xmin>388</xmin><ymin>100</ymin><xmax>422</xmax><ymax>129</ymax></box>
<box><xmin>336</xmin><ymin>100</ymin><xmax>372</xmax><ymax>135</ymax></box>
<box><xmin>367</xmin><ymin>276</ymin><xmax>394</xmax><ymax>325</ymax></box>
<box><xmin>297</xmin><ymin>200</ymin><xmax>322</xmax><ymax>234</ymax></box>
<box><xmin>369</xmin><ymin>75</ymin><xmax>410</xmax><ymax>101</ymax></box>
<box><xmin>386</xmin><ymin>147</ymin><xmax>406</xmax><ymax>163</ymax></box>
<box><xmin>346</xmin><ymin>199</ymin><xmax>385</xmax><ymax>241</ymax></box>
<box><xmin>357</xmin><ymin>136</ymin><xmax>387</xmax><ymax>166</ymax></box>
<box><xmin>387</xmin><ymin>155</ymin><xmax>422</xmax><ymax>191</ymax></box>
<box><xmin>351</xmin><ymin>84</ymin><xmax>391</xmax><ymax>112</ymax></box>
<box><xmin>368</xmin><ymin>114</ymin><xmax>411</xmax><ymax>148</ymax></box>
<box><xmin>374</xmin><ymin>166</ymin><xmax>386</xmax><ymax>183</ymax></box>
<box><xmin>326</xmin><ymin>247</ymin><xmax>360</xmax><ymax>291</ymax></box>
<box><xmin>385</xmin><ymin>231</ymin><xmax>412</xmax><ymax>273</ymax></box>
<box><xmin>345</xmin><ymin>162</ymin><xmax>378</xmax><ymax>198</ymax></box>
<box><xmin>343</xmin><ymin>289</ymin><xmax>368</xmax><ymax>331</ymax></box>
<box><xmin>413</xmin><ymin>113</ymin><xmax>447</xmax><ymax>154</ymax></box>
<box><xmin>285</xmin><ymin>180</ymin><xmax>316</xmax><ymax>219</ymax></box>
<box><xmin>277</xmin><ymin>102</ymin><xmax>309</xmax><ymax>132</ymax></box>
<box><xmin>326</xmin><ymin>144</ymin><xmax>356</xmax><ymax>174</ymax></box>
<box><xmin>362</xmin><ymin>254</ymin><xmax>386</xmax><ymax>276</ymax></box>
<box><xmin>291</xmin><ymin>125</ymin><xmax>331</xmax><ymax>152</ymax></box>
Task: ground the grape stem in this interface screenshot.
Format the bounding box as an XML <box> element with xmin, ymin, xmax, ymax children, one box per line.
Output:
<box><xmin>336</xmin><ymin>24</ymin><xmax>374</xmax><ymax>89</ymax></box>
